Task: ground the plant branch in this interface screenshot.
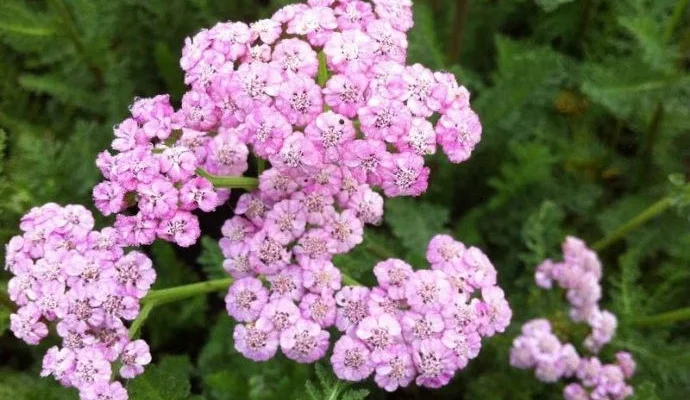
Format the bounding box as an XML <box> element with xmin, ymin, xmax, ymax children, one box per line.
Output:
<box><xmin>664</xmin><ymin>0</ymin><xmax>690</xmax><ymax>44</ymax></box>
<box><xmin>631</xmin><ymin>307</ymin><xmax>690</xmax><ymax>327</ymax></box>
<box><xmin>196</xmin><ymin>168</ymin><xmax>259</xmax><ymax>190</ymax></box>
<box><xmin>591</xmin><ymin>197</ymin><xmax>673</xmax><ymax>252</ymax></box>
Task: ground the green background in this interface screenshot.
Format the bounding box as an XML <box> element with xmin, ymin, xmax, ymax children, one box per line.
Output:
<box><xmin>1</xmin><ymin>0</ymin><xmax>689</xmax><ymax>398</ymax></box>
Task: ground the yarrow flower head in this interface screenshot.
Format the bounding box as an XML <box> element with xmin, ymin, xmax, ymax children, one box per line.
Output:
<box><xmin>510</xmin><ymin>237</ymin><xmax>635</xmax><ymax>399</ymax></box>
<box><xmin>7</xmin><ymin>0</ymin><xmax>494</xmax><ymax>397</ymax></box>
<box><xmin>6</xmin><ymin>204</ymin><xmax>154</xmax><ymax>399</ymax></box>
<box><xmin>329</xmin><ymin>234</ymin><xmax>510</xmax><ymax>390</ymax></box>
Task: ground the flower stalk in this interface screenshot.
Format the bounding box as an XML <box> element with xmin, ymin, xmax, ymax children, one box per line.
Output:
<box><xmin>196</xmin><ymin>168</ymin><xmax>259</xmax><ymax>190</ymax></box>
<box><xmin>591</xmin><ymin>196</ymin><xmax>673</xmax><ymax>252</ymax></box>
<box><xmin>631</xmin><ymin>307</ymin><xmax>690</xmax><ymax>327</ymax></box>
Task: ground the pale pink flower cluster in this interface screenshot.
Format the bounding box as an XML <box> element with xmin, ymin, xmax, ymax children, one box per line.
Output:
<box><xmin>510</xmin><ymin>237</ymin><xmax>635</xmax><ymax>399</ymax></box>
<box><xmin>330</xmin><ymin>234</ymin><xmax>511</xmax><ymax>390</ymax></box>
<box><xmin>510</xmin><ymin>321</ymin><xmax>635</xmax><ymax>400</ymax></box>
<box><xmin>6</xmin><ymin>0</ymin><xmax>494</xmax><ymax>397</ymax></box>
<box><xmin>5</xmin><ymin>204</ymin><xmax>153</xmax><ymax>400</ymax></box>
<box><xmin>94</xmin><ymin>94</ymin><xmax>235</xmax><ymax>248</ymax></box>
<box><xmin>535</xmin><ymin>236</ymin><xmax>616</xmax><ymax>352</ymax></box>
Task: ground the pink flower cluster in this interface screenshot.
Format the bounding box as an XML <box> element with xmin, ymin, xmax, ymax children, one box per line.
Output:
<box><xmin>178</xmin><ymin>0</ymin><xmax>481</xmax><ymax>197</ymax></box>
<box><xmin>510</xmin><ymin>320</ymin><xmax>635</xmax><ymax>400</ymax></box>
<box><xmin>5</xmin><ymin>204</ymin><xmax>154</xmax><ymax>400</ymax></box>
<box><xmin>535</xmin><ymin>236</ymin><xmax>616</xmax><ymax>352</ymax></box>
<box><xmin>328</xmin><ymin>235</ymin><xmax>510</xmax><ymax>390</ymax></box>
<box><xmin>94</xmin><ymin>94</ymin><xmax>236</xmax><ymax>248</ymax></box>
<box><xmin>510</xmin><ymin>237</ymin><xmax>635</xmax><ymax>399</ymax></box>
<box><xmin>6</xmin><ymin>0</ymin><xmax>493</xmax><ymax>397</ymax></box>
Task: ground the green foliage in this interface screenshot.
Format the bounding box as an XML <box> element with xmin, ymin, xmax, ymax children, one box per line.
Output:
<box><xmin>385</xmin><ymin>197</ymin><xmax>449</xmax><ymax>266</ymax></box>
<box><xmin>197</xmin><ymin>236</ymin><xmax>226</xmax><ymax>280</ymax></box>
<box><xmin>2</xmin><ymin>0</ymin><xmax>690</xmax><ymax>399</ymax></box>
<box><xmin>129</xmin><ymin>356</ymin><xmax>195</xmax><ymax>400</ymax></box>
<box><xmin>0</xmin><ymin>370</ymin><xmax>77</xmax><ymax>400</ymax></box>
<box><xmin>302</xmin><ymin>363</ymin><xmax>369</xmax><ymax>400</ymax></box>
<box><xmin>198</xmin><ymin>317</ymin><xmax>311</xmax><ymax>400</ymax></box>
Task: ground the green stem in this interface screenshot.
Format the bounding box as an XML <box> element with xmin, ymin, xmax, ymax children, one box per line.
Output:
<box><xmin>664</xmin><ymin>0</ymin><xmax>690</xmax><ymax>43</ymax></box>
<box><xmin>447</xmin><ymin>0</ymin><xmax>471</xmax><ymax>63</ymax></box>
<box><xmin>317</xmin><ymin>51</ymin><xmax>329</xmax><ymax>87</ymax></box>
<box><xmin>127</xmin><ymin>270</ymin><xmax>364</xmax><ymax>337</ymax></box>
<box><xmin>365</xmin><ymin>241</ymin><xmax>397</xmax><ymax>260</ymax></box>
<box><xmin>592</xmin><ymin>197</ymin><xmax>673</xmax><ymax>252</ymax></box>
<box><xmin>129</xmin><ymin>302</ymin><xmax>154</xmax><ymax>339</ymax></box>
<box><xmin>631</xmin><ymin>307</ymin><xmax>690</xmax><ymax>327</ymax></box>
<box><xmin>196</xmin><ymin>168</ymin><xmax>259</xmax><ymax>190</ymax></box>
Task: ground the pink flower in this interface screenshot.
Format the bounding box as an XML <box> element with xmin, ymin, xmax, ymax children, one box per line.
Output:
<box><xmin>11</xmin><ymin>305</ymin><xmax>49</xmax><ymax>345</ymax></box>
<box><xmin>401</xmin><ymin>310</ymin><xmax>445</xmax><ymax>344</ymax></box>
<box><xmin>260</xmin><ymin>298</ymin><xmax>300</xmax><ymax>331</ymax></box>
<box><xmin>205</xmin><ymin>129</ymin><xmax>249</xmax><ymax>176</ymax></box>
<box><xmin>234</xmin><ymin>319</ymin><xmax>279</xmax><ymax>361</ymax></box>
<box><xmin>367</xmin><ymin>19</ymin><xmax>407</xmax><ymax>62</ymax></box>
<box><xmin>250</xmin><ymin>19</ymin><xmax>282</xmax><ymax>44</ymax></box>
<box><xmin>373</xmin><ymin>259</ymin><xmax>413</xmax><ymax>300</ymax></box>
<box><xmin>137</xmin><ymin>178</ymin><xmax>178</xmax><ymax>218</ymax></box>
<box><xmin>348</xmin><ymin>185</ymin><xmax>384</xmax><ymax>225</ymax></box>
<box><xmin>80</xmin><ymin>382</ymin><xmax>128</xmax><ymax>400</ymax></box>
<box><xmin>72</xmin><ymin>348</ymin><xmax>112</xmax><ymax>389</ymax></box>
<box><xmin>280</xmin><ymin>318</ymin><xmax>330</xmax><ymax>363</ymax></box>
<box><xmin>288</xmin><ymin>6</ymin><xmax>338</xmax><ymax>46</ymax></box>
<box><xmin>41</xmin><ymin>346</ymin><xmax>76</xmax><ymax>381</ymax></box>
<box><xmin>397</xmin><ymin>118</ymin><xmax>436</xmax><ymax>156</ymax></box>
<box><xmin>335</xmin><ymin>286</ymin><xmax>370</xmax><ymax>331</ymax></box>
<box><xmin>324</xmin><ymin>29</ymin><xmax>375</xmax><ymax>74</ymax></box>
<box><xmin>373</xmin><ymin>0</ymin><xmax>414</xmax><ymax>32</ymax></box>
<box><xmin>402</xmin><ymin>64</ymin><xmax>440</xmax><ymax>117</ymax></box>
<box><xmin>119</xmin><ymin>339</ymin><xmax>151</xmax><ymax>379</ymax></box>
<box><xmin>374</xmin><ymin>344</ymin><xmax>416</xmax><ymax>391</ymax></box>
<box><xmin>272</xmin><ymin>38</ymin><xmax>318</xmax><ymax>77</ymax></box>
<box><xmin>441</xmin><ymin>329</ymin><xmax>481</xmax><ymax>369</ymax></box>
<box><xmin>380</xmin><ymin>152</ymin><xmax>430</xmax><ymax>197</ymax></box>
<box><xmin>268</xmin><ymin>266</ymin><xmax>304</xmax><ymax>301</ymax></box>
<box><xmin>335</xmin><ymin>1</ymin><xmax>375</xmax><ymax>30</ymax></box>
<box><xmin>476</xmin><ymin>286</ymin><xmax>512</xmax><ymax>337</ymax></box>
<box><xmin>356</xmin><ymin>312</ymin><xmax>402</xmax><ymax>356</ymax></box>
<box><xmin>358</xmin><ymin>97</ymin><xmax>411</xmax><ymax>143</ymax></box>
<box><xmin>243</xmin><ymin>106</ymin><xmax>292</xmax><ymax>157</ymax></box>
<box><xmin>412</xmin><ymin>338</ymin><xmax>457</xmax><ymax>388</ymax></box>
<box><xmin>229</xmin><ymin>62</ymin><xmax>283</xmax><ymax>109</ymax></box>
<box><xmin>436</xmin><ymin>107</ymin><xmax>482</xmax><ymax>164</ymax></box>
<box><xmin>305</xmin><ymin>111</ymin><xmax>356</xmax><ymax>161</ymax></box>
<box><xmin>93</xmin><ymin>181</ymin><xmax>126</xmax><ymax>216</ymax></box>
<box><xmin>225</xmin><ymin>277</ymin><xmax>269</xmax><ymax>322</ymax></box>
<box><xmin>405</xmin><ymin>270</ymin><xmax>452</xmax><ymax>312</ymax></box>
<box><xmin>331</xmin><ymin>335</ymin><xmax>374</xmax><ymax>381</ymax></box>
<box><xmin>210</xmin><ymin>22</ymin><xmax>250</xmax><ymax>60</ymax></box>
<box><xmin>302</xmin><ymin>260</ymin><xmax>342</xmax><ymax>295</ymax></box>
<box><xmin>275</xmin><ymin>77</ymin><xmax>323</xmax><ymax>127</ymax></box>
<box><xmin>110</xmin><ymin>251</ymin><xmax>156</xmax><ymax>299</ymax></box>
<box><xmin>299</xmin><ymin>293</ymin><xmax>336</xmax><ymax>328</ymax></box>
<box><xmin>323</xmin><ymin>74</ymin><xmax>368</xmax><ymax>118</ymax></box>
<box><xmin>264</xmin><ymin>199</ymin><xmax>307</xmax><ymax>244</ymax></box>
<box><xmin>343</xmin><ymin>139</ymin><xmax>391</xmax><ymax>185</ymax></box>
<box><xmin>249</xmin><ymin>229</ymin><xmax>291</xmax><ymax>274</ymax></box>
<box><xmin>326</xmin><ymin>210</ymin><xmax>363</xmax><ymax>253</ymax></box>
<box><xmin>180</xmin><ymin>177</ymin><xmax>219</xmax><ymax>212</ymax></box>
<box><xmin>156</xmin><ymin>211</ymin><xmax>200</xmax><ymax>247</ymax></box>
